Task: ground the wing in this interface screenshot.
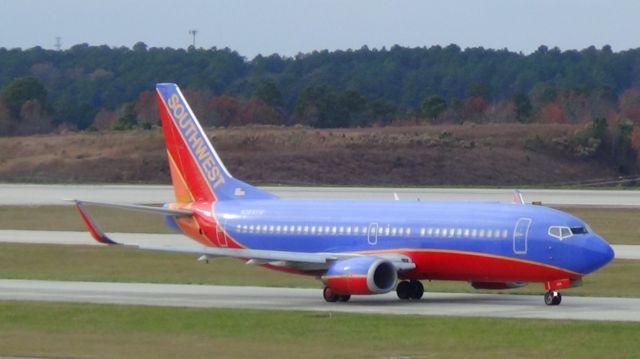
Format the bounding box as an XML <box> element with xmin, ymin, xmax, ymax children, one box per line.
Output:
<box><xmin>73</xmin><ymin>200</ymin><xmax>415</xmax><ymax>272</ymax></box>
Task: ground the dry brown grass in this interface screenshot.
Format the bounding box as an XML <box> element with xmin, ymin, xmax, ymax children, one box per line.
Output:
<box><xmin>0</xmin><ymin>123</ymin><xmax>619</xmax><ymax>186</ymax></box>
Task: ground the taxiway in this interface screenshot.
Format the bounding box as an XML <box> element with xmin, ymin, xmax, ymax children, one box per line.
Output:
<box><xmin>0</xmin><ymin>184</ymin><xmax>638</xmax><ymax>207</ymax></box>
<box><xmin>0</xmin><ymin>279</ymin><xmax>638</xmax><ymax>322</ymax></box>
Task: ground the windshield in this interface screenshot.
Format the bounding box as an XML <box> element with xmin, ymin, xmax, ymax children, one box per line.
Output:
<box><xmin>549</xmin><ymin>225</ymin><xmax>588</xmax><ymax>240</ymax></box>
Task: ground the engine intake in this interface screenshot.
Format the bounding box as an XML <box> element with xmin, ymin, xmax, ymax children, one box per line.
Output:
<box><xmin>323</xmin><ymin>256</ymin><xmax>398</xmax><ymax>295</ymax></box>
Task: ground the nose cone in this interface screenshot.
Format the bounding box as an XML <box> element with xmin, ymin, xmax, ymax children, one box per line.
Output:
<box><xmin>584</xmin><ymin>235</ymin><xmax>615</xmax><ymax>273</ymax></box>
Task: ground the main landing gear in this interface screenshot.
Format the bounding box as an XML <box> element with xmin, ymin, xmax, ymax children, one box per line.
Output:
<box><xmin>544</xmin><ymin>290</ymin><xmax>562</xmax><ymax>306</ymax></box>
<box><xmin>396</xmin><ymin>280</ymin><xmax>424</xmax><ymax>300</ymax></box>
<box><xmin>323</xmin><ymin>287</ymin><xmax>351</xmax><ymax>302</ymax></box>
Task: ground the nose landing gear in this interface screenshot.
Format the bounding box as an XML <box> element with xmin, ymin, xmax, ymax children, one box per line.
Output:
<box><xmin>544</xmin><ymin>290</ymin><xmax>562</xmax><ymax>305</ymax></box>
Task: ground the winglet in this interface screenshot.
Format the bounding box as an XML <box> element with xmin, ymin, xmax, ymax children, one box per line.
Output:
<box><xmin>74</xmin><ymin>200</ymin><xmax>118</xmax><ymax>245</ymax></box>
<box><xmin>512</xmin><ymin>189</ymin><xmax>525</xmax><ymax>205</ymax></box>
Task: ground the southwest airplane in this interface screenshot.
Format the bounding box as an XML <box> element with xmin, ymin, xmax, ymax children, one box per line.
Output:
<box><xmin>75</xmin><ymin>83</ymin><xmax>614</xmax><ymax>306</ymax></box>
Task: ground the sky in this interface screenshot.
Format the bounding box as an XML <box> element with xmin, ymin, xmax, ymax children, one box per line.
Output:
<box><xmin>1</xmin><ymin>0</ymin><xmax>640</xmax><ymax>58</ymax></box>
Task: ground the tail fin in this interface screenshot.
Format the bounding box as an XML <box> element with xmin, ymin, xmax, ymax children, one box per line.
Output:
<box><xmin>155</xmin><ymin>83</ymin><xmax>276</xmax><ymax>202</ymax></box>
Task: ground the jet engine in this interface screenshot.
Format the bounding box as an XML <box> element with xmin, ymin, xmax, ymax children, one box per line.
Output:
<box><xmin>323</xmin><ymin>256</ymin><xmax>398</xmax><ymax>295</ymax></box>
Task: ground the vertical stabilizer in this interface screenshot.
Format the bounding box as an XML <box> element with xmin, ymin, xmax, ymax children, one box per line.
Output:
<box><xmin>155</xmin><ymin>83</ymin><xmax>276</xmax><ymax>202</ymax></box>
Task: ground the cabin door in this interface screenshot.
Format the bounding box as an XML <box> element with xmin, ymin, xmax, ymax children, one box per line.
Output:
<box><xmin>216</xmin><ymin>219</ymin><xmax>228</xmax><ymax>247</ymax></box>
<box><xmin>513</xmin><ymin>218</ymin><xmax>531</xmax><ymax>254</ymax></box>
<box><xmin>368</xmin><ymin>223</ymin><xmax>379</xmax><ymax>245</ymax></box>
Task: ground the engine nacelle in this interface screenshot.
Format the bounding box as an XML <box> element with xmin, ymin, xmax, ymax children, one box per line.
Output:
<box><xmin>323</xmin><ymin>256</ymin><xmax>398</xmax><ymax>295</ymax></box>
<box><xmin>471</xmin><ymin>282</ymin><xmax>528</xmax><ymax>290</ymax></box>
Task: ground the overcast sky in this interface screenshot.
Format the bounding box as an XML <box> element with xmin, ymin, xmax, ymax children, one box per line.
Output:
<box><xmin>1</xmin><ymin>0</ymin><xmax>639</xmax><ymax>58</ymax></box>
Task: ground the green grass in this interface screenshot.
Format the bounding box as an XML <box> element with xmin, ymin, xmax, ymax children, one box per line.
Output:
<box><xmin>0</xmin><ymin>301</ymin><xmax>638</xmax><ymax>359</ymax></box>
<box><xmin>0</xmin><ymin>243</ymin><xmax>638</xmax><ymax>298</ymax></box>
<box><xmin>0</xmin><ymin>205</ymin><xmax>172</xmax><ymax>233</ymax></box>
<box><xmin>0</xmin><ymin>205</ymin><xmax>638</xmax><ymax>243</ymax></box>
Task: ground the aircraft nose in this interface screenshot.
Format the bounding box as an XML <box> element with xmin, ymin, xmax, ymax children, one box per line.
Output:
<box><xmin>587</xmin><ymin>235</ymin><xmax>615</xmax><ymax>271</ymax></box>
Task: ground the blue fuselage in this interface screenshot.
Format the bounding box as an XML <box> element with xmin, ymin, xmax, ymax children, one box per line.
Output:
<box><xmin>206</xmin><ymin>199</ymin><xmax>614</xmax><ymax>278</ymax></box>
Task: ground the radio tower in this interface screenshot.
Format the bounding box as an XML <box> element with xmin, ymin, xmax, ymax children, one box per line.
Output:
<box><xmin>54</xmin><ymin>37</ymin><xmax>62</xmax><ymax>51</ymax></box>
<box><xmin>188</xmin><ymin>29</ymin><xmax>198</xmax><ymax>48</ymax></box>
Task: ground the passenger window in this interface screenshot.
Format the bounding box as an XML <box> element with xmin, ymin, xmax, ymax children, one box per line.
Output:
<box><xmin>501</xmin><ymin>229</ymin><xmax>508</xmax><ymax>238</ymax></box>
<box><xmin>354</xmin><ymin>227</ymin><xmax>359</xmax><ymax>235</ymax></box>
<box><xmin>449</xmin><ymin>228</ymin><xmax>455</xmax><ymax>237</ymax></box>
<box><xmin>486</xmin><ymin>229</ymin><xmax>493</xmax><ymax>238</ymax></box>
<box><xmin>471</xmin><ymin>229</ymin><xmax>477</xmax><ymax>237</ymax></box>
<box><xmin>478</xmin><ymin>229</ymin><xmax>485</xmax><ymax>238</ymax></box>
<box><xmin>332</xmin><ymin>227</ymin><xmax>337</xmax><ymax>234</ymax></box>
<box><xmin>463</xmin><ymin>229</ymin><xmax>469</xmax><ymax>237</ymax></box>
<box><xmin>391</xmin><ymin>228</ymin><xmax>397</xmax><ymax>236</ymax></box>
<box><xmin>455</xmin><ymin>228</ymin><xmax>462</xmax><ymax>237</ymax></box>
<box><xmin>420</xmin><ymin>228</ymin><xmax>425</xmax><ymax>236</ymax></box>
<box><xmin>434</xmin><ymin>228</ymin><xmax>441</xmax><ymax>236</ymax></box>
<box><xmin>406</xmin><ymin>228</ymin><xmax>411</xmax><ymax>235</ymax></box>
<box><xmin>346</xmin><ymin>227</ymin><xmax>352</xmax><ymax>235</ymax></box>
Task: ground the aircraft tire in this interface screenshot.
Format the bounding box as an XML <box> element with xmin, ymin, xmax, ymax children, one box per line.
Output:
<box><xmin>338</xmin><ymin>294</ymin><xmax>351</xmax><ymax>302</ymax></box>
<box><xmin>323</xmin><ymin>287</ymin><xmax>339</xmax><ymax>302</ymax></box>
<box><xmin>409</xmin><ymin>280</ymin><xmax>424</xmax><ymax>300</ymax></box>
<box><xmin>544</xmin><ymin>290</ymin><xmax>562</xmax><ymax>306</ymax></box>
<box><xmin>396</xmin><ymin>281</ymin><xmax>411</xmax><ymax>300</ymax></box>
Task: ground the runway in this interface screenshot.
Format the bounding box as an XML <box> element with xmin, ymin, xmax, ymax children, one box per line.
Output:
<box><xmin>0</xmin><ymin>279</ymin><xmax>638</xmax><ymax>322</ymax></box>
<box><xmin>1</xmin><ymin>230</ymin><xmax>638</xmax><ymax>259</ymax></box>
<box><xmin>0</xmin><ymin>183</ymin><xmax>638</xmax><ymax>207</ymax></box>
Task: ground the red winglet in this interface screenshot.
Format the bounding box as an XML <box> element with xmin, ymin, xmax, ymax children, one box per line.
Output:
<box><xmin>74</xmin><ymin>201</ymin><xmax>118</xmax><ymax>245</ymax></box>
<box><xmin>512</xmin><ymin>189</ymin><xmax>525</xmax><ymax>205</ymax></box>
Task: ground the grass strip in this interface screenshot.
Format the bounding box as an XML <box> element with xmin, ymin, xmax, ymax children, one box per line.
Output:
<box><xmin>0</xmin><ymin>301</ymin><xmax>638</xmax><ymax>359</ymax></box>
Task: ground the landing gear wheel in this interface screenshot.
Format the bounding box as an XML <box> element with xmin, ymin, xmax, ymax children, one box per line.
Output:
<box><xmin>409</xmin><ymin>280</ymin><xmax>424</xmax><ymax>300</ymax></box>
<box><xmin>544</xmin><ymin>290</ymin><xmax>562</xmax><ymax>306</ymax></box>
<box><xmin>396</xmin><ymin>281</ymin><xmax>411</xmax><ymax>300</ymax></box>
<box><xmin>323</xmin><ymin>286</ymin><xmax>339</xmax><ymax>302</ymax></box>
<box><xmin>338</xmin><ymin>294</ymin><xmax>351</xmax><ymax>302</ymax></box>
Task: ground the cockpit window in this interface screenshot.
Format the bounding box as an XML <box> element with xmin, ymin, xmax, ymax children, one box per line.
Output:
<box><xmin>570</xmin><ymin>226</ymin><xmax>588</xmax><ymax>235</ymax></box>
<box><xmin>548</xmin><ymin>226</ymin><xmax>575</xmax><ymax>240</ymax></box>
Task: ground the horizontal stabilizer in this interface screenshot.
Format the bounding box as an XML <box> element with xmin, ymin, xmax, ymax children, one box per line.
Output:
<box><xmin>70</xmin><ymin>200</ymin><xmax>192</xmax><ymax>217</ymax></box>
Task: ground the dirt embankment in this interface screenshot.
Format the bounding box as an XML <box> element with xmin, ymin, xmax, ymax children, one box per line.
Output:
<box><xmin>0</xmin><ymin>124</ymin><xmax>620</xmax><ymax>186</ymax></box>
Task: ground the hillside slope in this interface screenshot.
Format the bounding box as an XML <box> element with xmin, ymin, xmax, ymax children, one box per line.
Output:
<box><xmin>0</xmin><ymin>124</ymin><xmax>620</xmax><ymax>186</ymax></box>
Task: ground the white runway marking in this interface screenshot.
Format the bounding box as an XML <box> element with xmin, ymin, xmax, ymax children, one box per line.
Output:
<box><xmin>0</xmin><ymin>279</ymin><xmax>638</xmax><ymax>322</ymax></box>
<box><xmin>0</xmin><ymin>184</ymin><xmax>638</xmax><ymax>207</ymax></box>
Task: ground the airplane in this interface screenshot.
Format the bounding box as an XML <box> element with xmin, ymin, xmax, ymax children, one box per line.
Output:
<box><xmin>74</xmin><ymin>83</ymin><xmax>615</xmax><ymax>306</ymax></box>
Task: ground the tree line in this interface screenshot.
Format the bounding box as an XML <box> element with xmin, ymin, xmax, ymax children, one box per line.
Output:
<box><xmin>2</xmin><ymin>43</ymin><xmax>640</xmax><ymax>135</ymax></box>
